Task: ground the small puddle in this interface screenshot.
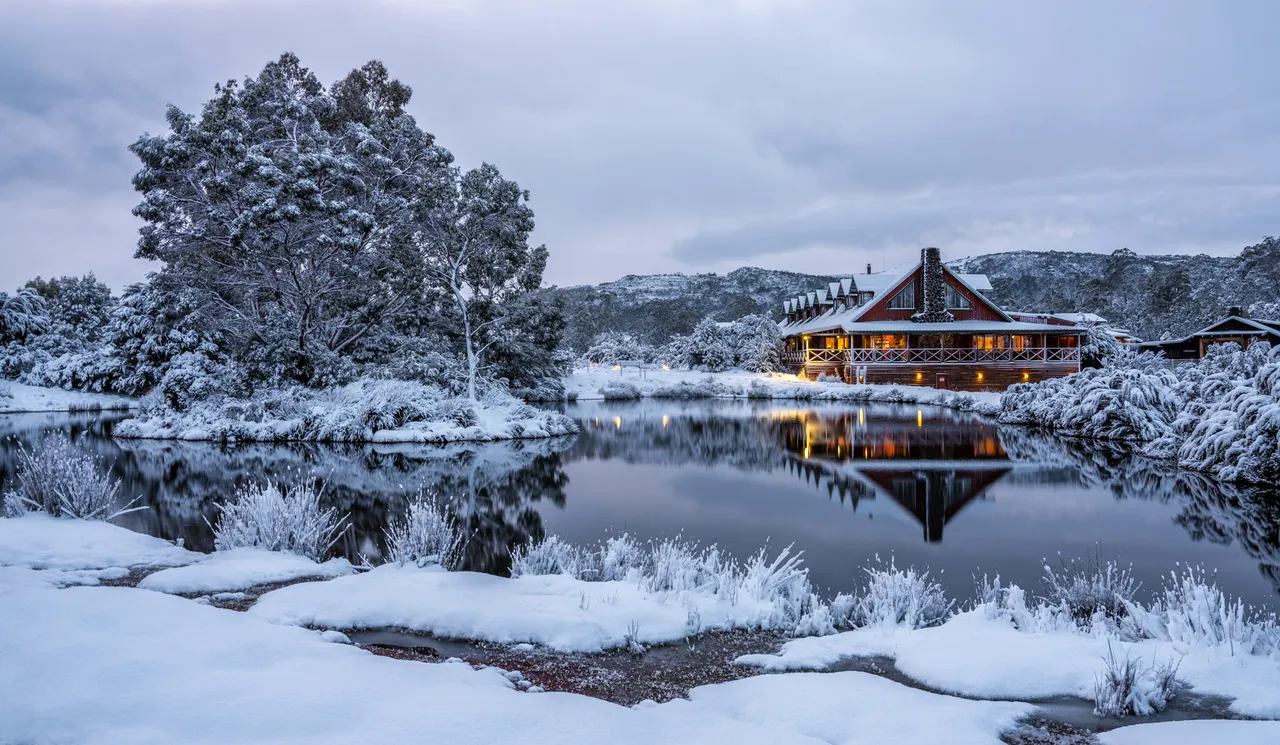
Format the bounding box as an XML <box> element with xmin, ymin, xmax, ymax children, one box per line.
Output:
<box><xmin>824</xmin><ymin>656</ymin><xmax>1243</xmax><ymax>732</ymax></box>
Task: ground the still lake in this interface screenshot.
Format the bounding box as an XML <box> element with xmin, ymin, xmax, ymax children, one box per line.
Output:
<box><xmin>2</xmin><ymin>399</ymin><xmax>1277</xmax><ymax>611</ymax></box>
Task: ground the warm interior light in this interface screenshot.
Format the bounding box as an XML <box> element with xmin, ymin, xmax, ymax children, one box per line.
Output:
<box><xmin>915</xmin><ymin>371</ymin><xmax>923</xmax><ymax>381</ymax></box>
<box><xmin>977</xmin><ymin>371</ymin><xmax>984</xmax><ymax>381</ymax></box>
<box><xmin>613</xmin><ymin>364</ymin><xmax>621</xmax><ymax>371</ymax></box>
<box><xmin>1022</xmin><ymin>371</ymin><xmax>1030</xmax><ymax>380</ymax></box>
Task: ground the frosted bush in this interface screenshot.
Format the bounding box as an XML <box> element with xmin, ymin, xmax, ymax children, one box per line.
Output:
<box><xmin>650</xmin><ymin>377</ymin><xmax>729</xmax><ymax>399</ymax></box>
<box><xmin>843</xmin><ymin>558</ymin><xmax>953</xmax><ymax>629</ymax></box>
<box><xmin>1041</xmin><ymin>552</ymin><xmax>1139</xmax><ymax>623</ymax></box>
<box><xmin>213</xmin><ymin>479</ymin><xmax>346</xmax><ymax>561</ymax></box>
<box><xmin>2</xmin><ymin>431</ymin><xmax>140</xmax><ymax>520</ymax></box>
<box><xmin>580</xmin><ymin>332</ymin><xmax>654</xmax><ymax>366</ymax></box>
<box><xmin>1122</xmin><ymin>566</ymin><xmax>1279</xmax><ymax>657</ymax></box>
<box><xmin>598</xmin><ymin>381</ymin><xmax>642</xmax><ymax>400</ymax></box>
<box><xmin>510</xmin><ymin>535</ymin><xmax>590</xmax><ymax>578</ymax></box>
<box><xmin>384</xmin><ymin>495</ymin><xmax>464</xmax><ymax>569</ymax></box>
<box><xmin>511</xmin><ymin>534</ymin><xmax>823</xmax><ymax>634</ymax></box>
<box><xmin>1093</xmin><ymin>641</ymin><xmax>1182</xmax><ymax>718</ymax></box>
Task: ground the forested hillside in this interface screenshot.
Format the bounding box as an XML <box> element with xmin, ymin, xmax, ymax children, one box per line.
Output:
<box><xmin>554</xmin><ymin>238</ymin><xmax>1280</xmax><ymax>348</ymax></box>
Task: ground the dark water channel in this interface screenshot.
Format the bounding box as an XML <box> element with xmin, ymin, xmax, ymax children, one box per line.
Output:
<box><xmin>2</xmin><ymin>399</ymin><xmax>1277</xmax><ymax>611</ymax></box>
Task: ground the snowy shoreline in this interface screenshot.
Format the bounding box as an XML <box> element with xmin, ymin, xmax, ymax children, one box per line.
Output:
<box><xmin>2</xmin><ymin>515</ymin><xmax>1278</xmax><ymax>743</ymax></box>
<box><xmin>563</xmin><ymin>368</ymin><xmax>1003</xmax><ymax>415</ymax></box>
<box><xmin>0</xmin><ymin>381</ymin><xmax>134</xmax><ymax>414</ymax></box>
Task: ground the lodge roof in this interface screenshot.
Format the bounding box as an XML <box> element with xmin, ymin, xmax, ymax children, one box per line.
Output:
<box><xmin>784</xmin><ymin>318</ymin><xmax>1083</xmax><ymax>336</ymax></box>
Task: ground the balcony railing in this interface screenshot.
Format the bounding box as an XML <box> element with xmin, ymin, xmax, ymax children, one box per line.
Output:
<box><xmin>845</xmin><ymin>347</ymin><xmax>1079</xmax><ymax>364</ymax></box>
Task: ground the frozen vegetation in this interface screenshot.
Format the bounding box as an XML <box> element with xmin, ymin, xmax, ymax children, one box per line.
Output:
<box><xmin>1001</xmin><ymin>341</ymin><xmax>1280</xmax><ymax>483</ymax></box>
<box><xmin>113</xmin><ymin>378</ymin><xmax>577</xmax><ymax>444</ymax></box>
<box><xmin>2</xmin><ymin>431</ymin><xmax>141</xmax><ymax>520</ymax></box>
<box><xmin>212</xmin><ymin>479</ymin><xmax>347</xmax><ymax>562</ymax></box>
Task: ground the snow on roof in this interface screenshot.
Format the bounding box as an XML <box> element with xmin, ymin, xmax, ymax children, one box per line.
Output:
<box><xmin>841</xmin><ymin>277</ymin><xmax>854</xmax><ymax>294</ymax></box>
<box><xmin>1051</xmin><ymin>312</ymin><xmax>1108</xmax><ymax>324</ymax></box>
<box><xmin>828</xmin><ymin>281</ymin><xmax>842</xmax><ymax>298</ymax></box>
<box><xmin>815</xmin><ymin>290</ymin><xmax>828</xmax><ymax>304</ymax></box>
<box><xmin>784</xmin><ymin>319</ymin><xmax>1082</xmax><ymax>335</ymax></box>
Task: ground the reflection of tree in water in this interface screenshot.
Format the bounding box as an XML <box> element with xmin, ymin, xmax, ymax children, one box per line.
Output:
<box><xmin>1</xmin><ymin>413</ymin><xmax>575</xmax><ymax>568</ymax></box>
<box><xmin>1000</xmin><ymin>424</ymin><xmax>1280</xmax><ymax>595</ymax></box>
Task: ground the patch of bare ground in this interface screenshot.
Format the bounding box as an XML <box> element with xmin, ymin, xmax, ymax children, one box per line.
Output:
<box><xmin>1002</xmin><ymin>719</ymin><xmax>1097</xmax><ymax>745</ymax></box>
<box><xmin>98</xmin><ymin>566</ymin><xmax>161</xmax><ymax>588</ymax></box>
<box><xmin>350</xmin><ymin>628</ymin><xmax>786</xmax><ymax>706</ymax></box>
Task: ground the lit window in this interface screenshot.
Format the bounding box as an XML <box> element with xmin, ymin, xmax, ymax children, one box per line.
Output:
<box><xmin>887</xmin><ymin>282</ymin><xmax>915</xmax><ymax>309</ymax></box>
<box><xmin>945</xmin><ymin>284</ymin><xmax>972</xmax><ymax>310</ymax></box>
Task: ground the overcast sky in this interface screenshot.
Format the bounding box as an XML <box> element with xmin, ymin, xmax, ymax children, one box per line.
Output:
<box><xmin>2</xmin><ymin>1</ymin><xmax>1279</xmax><ymax>292</ymax></box>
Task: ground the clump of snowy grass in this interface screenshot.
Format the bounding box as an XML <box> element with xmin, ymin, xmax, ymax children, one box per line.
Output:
<box><xmin>1041</xmin><ymin>551</ymin><xmax>1139</xmax><ymax>624</ymax></box>
<box><xmin>1093</xmin><ymin>640</ymin><xmax>1183</xmax><ymax>718</ymax></box>
<box><xmin>213</xmin><ymin>479</ymin><xmax>346</xmax><ymax>561</ymax></box>
<box><xmin>837</xmin><ymin>557</ymin><xmax>953</xmax><ymax>629</ymax></box>
<box><xmin>2</xmin><ymin>431</ymin><xmax>142</xmax><ymax>520</ymax></box>
<box><xmin>597</xmin><ymin>381</ymin><xmax>642</xmax><ymax>400</ymax></box>
<box><xmin>511</xmin><ymin>535</ymin><xmax>592</xmax><ymax>578</ymax></box>
<box><xmin>384</xmin><ymin>494</ymin><xmax>465</xmax><ymax>569</ymax></box>
<box><xmin>511</xmin><ymin>533</ymin><xmax>825</xmax><ymax>634</ymax></box>
<box><xmin>1122</xmin><ymin>566</ymin><xmax>1279</xmax><ymax>657</ymax></box>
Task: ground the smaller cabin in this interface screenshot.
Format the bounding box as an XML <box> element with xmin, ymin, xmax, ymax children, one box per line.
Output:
<box><xmin>1136</xmin><ymin>308</ymin><xmax>1280</xmax><ymax>360</ymax></box>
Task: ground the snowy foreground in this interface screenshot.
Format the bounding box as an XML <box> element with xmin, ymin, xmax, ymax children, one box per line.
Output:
<box><xmin>3</xmin><ymin>517</ymin><xmax>1278</xmax><ymax>744</ymax></box>
<box><xmin>0</xmin><ymin>380</ymin><xmax>134</xmax><ymax>414</ymax></box>
<box><xmin>564</xmin><ymin>368</ymin><xmax>1002</xmax><ymax>415</ymax></box>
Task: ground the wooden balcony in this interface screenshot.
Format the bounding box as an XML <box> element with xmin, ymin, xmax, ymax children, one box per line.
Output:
<box><xmin>785</xmin><ymin>347</ymin><xmax>1079</xmax><ymax>367</ymax></box>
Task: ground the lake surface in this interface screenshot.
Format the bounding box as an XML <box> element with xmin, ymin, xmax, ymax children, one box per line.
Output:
<box><xmin>2</xmin><ymin>399</ymin><xmax>1277</xmax><ymax>611</ymax></box>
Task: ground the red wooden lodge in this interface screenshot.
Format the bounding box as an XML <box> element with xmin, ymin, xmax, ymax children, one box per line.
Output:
<box><xmin>778</xmin><ymin>248</ymin><xmax>1083</xmax><ymax>392</ymax></box>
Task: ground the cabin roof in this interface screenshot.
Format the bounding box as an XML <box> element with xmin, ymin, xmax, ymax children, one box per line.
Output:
<box><xmin>784</xmin><ymin>318</ymin><xmax>1077</xmax><ymax>336</ymax></box>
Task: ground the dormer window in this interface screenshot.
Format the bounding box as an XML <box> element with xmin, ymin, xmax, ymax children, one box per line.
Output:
<box><xmin>945</xmin><ymin>283</ymin><xmax>972</xmax><ymax>310</ymax></box>
<box><xmin>887</xmin><ymin>282</ymin><xmax>916</xmax><ymax>310</ymax></box>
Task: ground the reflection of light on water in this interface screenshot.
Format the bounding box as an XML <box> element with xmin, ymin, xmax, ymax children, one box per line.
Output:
<box><xmin>917</xmin><ymin>409</ymin><xmax>923</xmax><ymax>428</ymax></box>
<box><xmin>858</xmin><ymin>408</ymin><xmax>865</xmax><ymax>427</ymax></box>
<box><xmin>614</xmin><ymin>416</ymin><xmax>621</xmax><ymax>429</ymax></box>
<box><xmin>662</xmin><ymin>415</ymin><xmax>669</xmax><ymax>428</ymax></box>
<box><xmin>594</xmin><ymin>417</ymin><xmax>599</xmax><ymax>427</ymax></box>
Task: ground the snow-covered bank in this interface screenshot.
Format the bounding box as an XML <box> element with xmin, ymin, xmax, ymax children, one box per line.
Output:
<box><xmin>1098</xmin><ymin>720</ymin><xmax>1280</xmax><ymax>745</ymax></box>
<box><xmin>113</xmin><ymin>379</ymin><xmax>577</xmax><ymax>444</ymax></box>
<box><xmin>739</xmin><ymin>604</ymin><xmax>1280</xmax><ymax>719</ymax></box>
<box><xmin>0</xmin><ymin>381</ymin><xmax>134</xmax><ymax>414</ymax></box>
<box><xmin>1000</xmin><ymin>343</ymin><xmax>1280</xmax><ymax>483</ymax></box>
<box><xmin>564</xmin><ymin>368</ymin><xmax>1001</xmax><ymax>415</ymax></box>
<box><xmin>0</xmin><ymin>514</ymin><xmax>197</xmax><ymax>574</ymax></box>
<box><xmin>250</xmin><ymin>563</ymin><xmax>808</xmax><ymax>652</ymax></box>
<box><xmin>1</xmin><ymin>583</ymin><xmax>1043</xmax><ymax>745</ymax></box>
<box><xmin>138</xmin><ymin>548</ymin><xmax>353</xmax><ymax>595</ymax></box>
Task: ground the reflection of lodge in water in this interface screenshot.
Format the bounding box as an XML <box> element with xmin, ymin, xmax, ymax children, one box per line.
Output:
<box><xmin>778</xmin><ymin>408</ymin><xmax>1012</xmax><ymax>543</ymax></box>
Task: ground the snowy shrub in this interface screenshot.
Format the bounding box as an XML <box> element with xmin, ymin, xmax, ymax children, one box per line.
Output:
<box><xmin>384</xmin><ymin>495</ymin><xmax>464</xmax><ymax>569</ymax></box>
<box><xmin>650</xmin><ymin>377</ymin><xmax>730</xmax><ymax>399</ymax></box>
<box><xmin>1093</xmin><ymin>641</ymin><xmax>1182</xmax><ymax>718</ymax></box>
<box><xmin>511</xmin><ymin>534</ymin><xmax>823</xmax><ymax>634</ymax></box>
<box><xmin>1041</xmin><ymin>552</ymin><xmax>1139</xmax><ymax>623</ymax></box>
<box><xmin>729</xmin><ymin>314</ymin><xmax>784</xmax><ymax>373</ymax></box>
<box><xmin>580</xmin><ymin>332</ymin><xmax>654</xmax><ymax>366</ymax></box>
<box><xmin>0</xmin><ymin>287</ymin><xmax>51</xmax><ymax>343</ymax></box>
<box><xmin>1175</xmin><ymin>343</ymin><xmax>1280</xmax><ymax>484</ymax></box>
<box><xmin>973</xmin><ymin>576</ymin><xmax>1078</xmax><ymax>634</ymax></box>
<box><xmin>598</xmin><ymin>381</ymin><xmax>642</xmax><ymax>400</ymax></box>
<box><xmin>510</xmin><ymin>535</ymin><xmax>590</xmax><ymax>577</ymax></box>
<box><xmin>1000</xmin><ymin>363</ymin><xmax>1181</xmax><ymax>442</ymax></box>
<box><xmin>1122</xmin><ymin>566</ymin><xmax>1279</xmax><ymax>657</ymax></box>
<box><xmin>2</xmin><ymin>431</ymin><xmax>140</xmax><ymax>520</ymax></box>
<box><xmin>842</xmin><ymin>558</ymin><xmax>953</xmax><ymax>629</ymax></box>
<box><xmin>1081</xmin><ymin>325</ymin><xmax>1126</xmax><ymax>367</ymax></box>
<box><xmin>746</xmin><ymin>379</ymin><xmax>774</xmax><ymax>399</ymax></box>
<box><xmin>213</xmin><ymin>479</ymin><xmax>346</xmax><ymax>561</ymax></box>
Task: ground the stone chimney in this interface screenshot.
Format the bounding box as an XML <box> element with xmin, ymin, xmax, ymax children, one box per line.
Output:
<box><xmin>1228</xmin><ymin>305</ymin><xmax>1244</xmax><ymax>318</ymax></box>
<box><xmin>912</xmin><ymin>247</ymin><xmax>954</xmax><ymax>323</ymax></box>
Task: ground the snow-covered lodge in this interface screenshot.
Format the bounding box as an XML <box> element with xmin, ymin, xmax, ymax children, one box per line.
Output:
<box><xmin>778</xmin><ymin>248</ymin><xmax>1083</xmax><ymax>391</ymax></box>
<box><xmin>1134</xmin><ymin>308</ymin><xmax>1280</xmax><ymax>360</ymax></box>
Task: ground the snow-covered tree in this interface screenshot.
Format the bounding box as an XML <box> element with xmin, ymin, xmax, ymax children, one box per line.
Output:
<box><xmin>129</xmin><ymin>53</ymin><xmax>447</xmax><ymax>385</ymax></box>
<box><xmin>1248</xmin><ymin>301</ymin><xmax>1280</xmax><ymax>320</ymax></box>
<box><xmin>0</xmin><ymin>287</ymin><xmax>50</xmax><ymax>343</ymax></box>
<box><xmin>24</xmin><ymin>274</ymin><xmax>114</xmax><ymax>348</ymax></box>
<box><xmin>728</xmin><ymin>314</ymin><xmax>783</xmax><ymax>373</ymax></box>
<box><xmin>581</xmin><ymin>331</ymin><xmax>655</xmax><ymax>366</ymax></box>
<box><xmin>412</xmin><ymin>163</ymin><xmax>551</xmax><ymax>402</ymax></box>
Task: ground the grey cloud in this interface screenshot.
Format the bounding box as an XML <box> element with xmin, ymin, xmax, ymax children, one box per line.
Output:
<box><xmin>1</xmin><ymin>0</ymin><xmax>1279</xmax><ymax>291</ymax></box>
